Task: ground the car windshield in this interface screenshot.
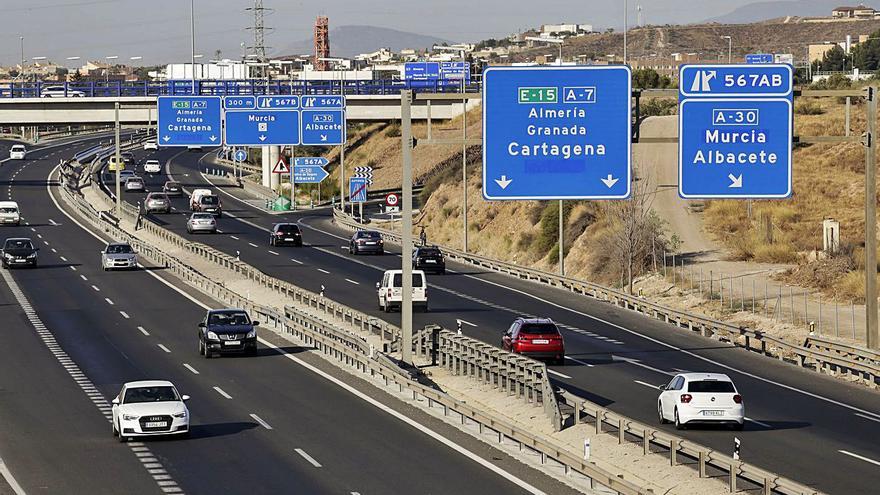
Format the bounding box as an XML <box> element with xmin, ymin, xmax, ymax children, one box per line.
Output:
<box><xmin>5</xmin><ymin>240</ymin><xmax>33</xmax><ymax>250</ymax></box>
<box><xmin>519</xmin><ymin>323</ymin><xmax>560</xmax><ymax>335</ymax></box>
<box><xmin>146</xmin><ymin>160</ymin><xmax>159</xmax><ymax>165</ymax></box>
<box><xmin>0</xmin><ymin>208</ymin><xmax>17</xmax><ymax>213</ymax></box>
<box><xmin>392</xmin><ymin>273</ymin><xmax>424</xmax><ymax>286</ymax></box>
<box><xmin>687</xmin><ymin>380</ymin><xmax>736</xmax><ymax>393</ymax></box>
<box><xmin>128</xmin><ymin>179</ymin><xmax>143</xmax><ymax>185</ymax></box>
<box><xmin>123</xmin><ymin>386</ymin><xmax>179</xmax><ymax>404</ymax></box>
<box><xmin>276</xmin><ymin>225</ymin><xmax>299</xmax><ymax>233</ymax></box>
<box><xmin>147</xmin><ymin>194</ymin><xmax>165</xmax><ymax>200</ymax></box>
<box><xmin>358</xmin><ymin>231</ymin><xmax>381</xmax><ymax>239</ymax></box>
<box><xmin>11</xmin><ymin>146</ymin><xmax>25</xmax><ymax>152</ymax></box>
<box><xmin>165</xmin><ymin>182</ymin><xmax>180</xmax><ymax>189</ymax></box>
<box><xmin>106</xmin><ymin>244</ymin><xmax>132</xmax><ymax>254</ymax></box>
<box><xmin>200</xmin><ymin>196</ymin><xmax>219</xmax><ymax>205</ymax></box>
<box><xmin>418</xmin><ymin>248</ymin><xmax>441</xmax><ymax>256</ymax></box>
<box><xmin>192</xmin><ymin>213</ymin><xmax>213</xmax><ymax>220</ymax></box>
<box><xmin>208</xmin><ymin>311</ymin><xmax>251</xmax><ymax>325</ymax></box>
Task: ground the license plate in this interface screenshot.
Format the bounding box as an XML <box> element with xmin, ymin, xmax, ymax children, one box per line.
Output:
<box><xmin>366</xmin><ymin>241</ymin><xmax>376</xmax><ymax>245</ymax></box>
<box><xmin>284</xmin><ymin>238</ymin><xmax>294</xmax><ymax>241</ymax></box>
<box><xmin>224</xmin><ymin>340</ymin><xmax>240</xmax><ymax>346</ymax></box>
<box><xmin>425</xmin><ymin>259</ymin><xmax>436</xmax><ymax>263</ymax></box>
<box><xmin>145</xmin><ymin>421</ymin><xmax>167</xmax><ymax>428</ymax></box>
<box><xmin>702</xmin><ymin>410</ymin><xmax>724</xmax><ymax>416</ymax></box>
<box><xmin>532</xmin><ymin>339</ymin><xmax>549</xmax><ymax>344</ymax></box>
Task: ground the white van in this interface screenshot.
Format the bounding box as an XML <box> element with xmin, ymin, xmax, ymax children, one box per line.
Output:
<box><xmin>0</xmin><ymin>201</ymin><xmax>20</xmax><ymax>226</ymax></box>
<box><xmin>190</xmin><ymin>189</ymin><xmax>212</xmax><ymax>211</ymax></box>
<box><xmin>377</xmin><ymin>269</ymin><xmax>428</xmax><ymax>312</ymax></box>
<box><xmin>9</xmin><ymin>145</ymin><xmax>26</xmax><ymax>160</ymax></box>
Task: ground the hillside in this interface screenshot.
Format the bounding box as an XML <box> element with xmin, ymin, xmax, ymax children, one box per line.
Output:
<box><xmin>279</xmin><ymin>25</ymin><xmax>450</xmax><ymax>58</ymax></box>
<box><xmin>514</xmin><ymin>18</ymin><xmax>880</xmax><ymax>62</ymax></box>
<box><xmin>705</xmin><ymin>0</ymin><xmax>850</xmax><ymax>24</ymax></box>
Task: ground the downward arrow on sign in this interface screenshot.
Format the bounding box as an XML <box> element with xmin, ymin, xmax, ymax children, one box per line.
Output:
<box><xmin>601</xmin><ymin>174</ymin><xmax>619</xmax><ymax>188</ymax></box>
<box><xmin>259</xmin><ymin>135</ymin><xmax>267</xmax><ymax>142</ymax></box>
<box><xmin>495</xmin><ymin>175</ymin><xmax>512</xmax><ymax>189</ymax></box>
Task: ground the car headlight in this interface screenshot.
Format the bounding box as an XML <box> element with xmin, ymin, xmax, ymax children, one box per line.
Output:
<box><xmin>246</xmin><ymin>329</ymin><xmax>256</xmax><ymax>338</ymax></box>
<box><xmin>122</xmin><ymin>414</ymin><xmax>139</xmax><ymax>421</ymax></box>
<box><xmin>27</xmin><ymin>253</ymin><xmax>36</xmax><ymax>258</ymax></box>
<box><xmin>172</xmin><ymin>411</ymin><xmax>187</xmax><ymax>419</ymax></box>
<box><xmin>207</xmin><ymin>331</ymin><xmax>219</xmax><ymax>340</ymax></box>
<box><xmin>4</xmin><ymin>253</ymin><xmax>12</xmax><ymax>259</ymax></box>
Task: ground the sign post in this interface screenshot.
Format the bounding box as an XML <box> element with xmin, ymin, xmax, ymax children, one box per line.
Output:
<box><xmin>481</xmin><ymin>66</ymin><xmax>632</xmax><ymax>200</ymax></box>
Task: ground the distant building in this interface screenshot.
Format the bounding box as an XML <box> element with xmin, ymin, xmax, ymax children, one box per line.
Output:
<box><xmin>540</xmin><ymin>23</ymin><xmax>593</xmax><ymax>36</ymax></box>
<box><xmin>831</xmin><ymin>5</ymin><xmax>877</xmax><ymax>18</ymax></box>
<box><xmin>356</xmin><ymin>48</ymin><xmax>394</xmax><ymax>63</ymax></box>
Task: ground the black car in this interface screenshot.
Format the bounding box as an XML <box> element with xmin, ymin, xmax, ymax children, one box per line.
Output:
<box><xmin>349</xmin><ymin>230</ymin><xmax>384</xmax><ymax>255</ymax></box>
<box><xmin>413</xmin><ymin>246</ymin><xmax>445</xmax><ymax>274</ymax></box>
<box><xmin>198</xmin><ymin>309</ymin><xmax>259</xmax><ymax>358</ymax></box>
<box><xmin>163</xmin><ymin>181</ymin><xmax>183</xmax><ymax>196</ymax></box>
<box><xmin>269</xmin><ymin>223</ymin><xmax>302</xmax><ymax>247</ymax></box>
<box><xmin>2</xmin><ymin>238</ymin><xmax>38</xmax><ymax>268</ymax></box>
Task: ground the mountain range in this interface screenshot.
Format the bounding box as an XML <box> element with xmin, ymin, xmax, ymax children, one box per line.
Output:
<box><xmin>705</xmin><ymin>0</ymin><xmax>859</xmax><ymax>24</ymax></box>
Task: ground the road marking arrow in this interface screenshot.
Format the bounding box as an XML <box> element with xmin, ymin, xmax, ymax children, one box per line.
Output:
<box><xmin>728</xmin><ymin>174</ymin><xmax>743</xmax><ymax>188</ymax></box>
<box><xmin>601</xmin><ymin>174</ymin><xmax>619</xmax><ymax>188</ymax></box>
<box><xmin>495</xmin><ymin>175</ymin><xmax>512</xmax><ymax>189</ymax></box>
<box><xmin>259</xmin><ymin>135</ymin><xmax>267</xmax><ymax>142</ymax></box>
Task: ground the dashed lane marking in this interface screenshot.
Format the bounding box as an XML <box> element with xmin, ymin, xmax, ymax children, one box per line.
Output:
<box><xmin>250</xmin><ymin>413</ymin><xmax>273</xmax><ymax>430</ymax></box>
<box><xmin>213</xmin><ymin>386</ymin><xmax>232</xmax><ymax>399</ymax></box>
<box><xmin>294</xmin><ymin>448</ymin><xmax>322</xmax><ymax>468</ymax></box>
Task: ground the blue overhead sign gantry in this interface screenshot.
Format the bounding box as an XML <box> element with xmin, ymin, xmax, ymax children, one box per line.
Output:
<box><xmin>301</xmin><ymin>109</ymin><xmax>346</xmax><ymax>145</ymax></box>
<box><xmin>157</xmin><ymin>96</ymin><xmax>222</xmax><ymax>146</ymax></box>
<box><xmin>678</xmin><ymin>64</ymin><xmax>793</xmax><ymax>199</ymax></box>
<box><xmin>481</xmin><ymin>66</ymin><xmax>632</xmax><ymax>200</ymax></box>
<box><xmin>224</xmin><ymin>110</ymin><xmax>301</xmax><ymax>146</ymax></box>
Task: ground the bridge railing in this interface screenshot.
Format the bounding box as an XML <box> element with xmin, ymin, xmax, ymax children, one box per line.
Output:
<box><xmin>0</xmin><ymin>79</ymin><xmax>482</xmax><ymax>98</ymax></box>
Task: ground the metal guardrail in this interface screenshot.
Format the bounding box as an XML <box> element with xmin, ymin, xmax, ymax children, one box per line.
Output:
<box><xmin>0</xmin><ymin>79</ymin><xmax>481</xmax><ymax>99</ymax></box>
<box><xmin>333</xmin><ymin>210</ymin><xmax>880</xmax><ymax>390</ymax></box>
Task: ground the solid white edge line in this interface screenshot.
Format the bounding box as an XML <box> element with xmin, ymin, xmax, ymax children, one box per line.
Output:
<box><xmin>839</xmin><ymin>450</ymin><xmax>880</xmax><ymax>467</ymax></box>
<box><xmin>213</xmin><ymin>386</ymin><xmax>232</xmax><ymax>399</ymax></box>
<box><xmin>745</xmin><ymin>417</ymin><xmax>772</xmax><ymax>429</ymax></box>
<box><xmin>0</xmin><ymin>455</ymin><xmax>26</xmax><ymax>495</ymax></box>
<box><xmin>294</xmin><ymin>448</ymin><xmax>322</xmax><ymax>468</ymax></box>
<box><xmin>855</xmin><ymin>413</ymin><xmax>880</xmax><ymax>424</ymax></box>
<box><xmin>546</xmin><ymin>369</ymin><xmax>571</xmax><ymax>379</ymax></box>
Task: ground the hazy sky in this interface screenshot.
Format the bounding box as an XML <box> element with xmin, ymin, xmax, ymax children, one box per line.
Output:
<box><xmin>1</xmin><ymin>0</ymin><xmax>758</xmax><ymax>66</ymax></box>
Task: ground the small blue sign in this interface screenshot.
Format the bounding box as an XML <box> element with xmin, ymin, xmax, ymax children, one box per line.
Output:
<box><xmin>301</xmin><ymin>96</ymin><xmax>346</xmax><ymax>108</ymax></box>
<box><xmin>224</xmin><ymin>96</ymin><xmax>256</xmax><ymax>109</ymax></box>
<box><xmin>294</xmin><ymin>157</ymin><xmax>329</xmax><ymax>167</ymax></box>
<box><xmin>256</xmin><ymin>96</ymin><xmax>300</xmax><ymax>109</ymax></box>
<box><xmin>224</xmin><ymin>110</ymin><xmax>300</xmax><ymax>146</ymax></box>
<box><xmin>301</xmin><ymin>110</ymin><xmax>346</xmax><ymax>145</ymax></box>
<box><xmin>349</xmin><ymin>177</ymin><xmax>368</xmax><ymax>203</ymax></box>
<box><xmin>745</xmin><ymin>54</ymin><xmax>774</xmax><ymax>64</ymax></box>
<box><xmin>233</xmin><ymin>149</ymin><xmax>248</xmax><ymax>162</ymax></box>
<box><xmin>405</xmin><ymin>62</ymin><xmax>441</xmax><ymax>81</ymax></box>
<box><xmin>440</xmin><ymin>61</ymin><xmax>471</xmax><ymax>82</ymax></box>
<box><xmin>679</xmin><ymin>99</ymin><xmax>792</xmax><ymax>198</ymax></box>
<box><xmin>157</xmin><ymin>96</ymin><xmax>222</xmax><ymax>146</ymax></box>
<box><xmin>482</xmin><ymin>66</ymin><xmax>631</xmax><ymax>200</ymax></box>
<box><xmin>293</xmin><ymin>165</ymin><xmax>329</xmax><ymax>183</ymax></box>
<box><xmin>680</xmin><ymin>64</ymin><xmax>792</xmax><ymax>98</ymax></box>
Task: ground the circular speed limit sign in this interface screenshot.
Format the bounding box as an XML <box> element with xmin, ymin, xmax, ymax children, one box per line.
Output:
<box><xmin>385</xmin><ymin>193</ymin><xmax>400</xmax><ymax>207</ymax></box>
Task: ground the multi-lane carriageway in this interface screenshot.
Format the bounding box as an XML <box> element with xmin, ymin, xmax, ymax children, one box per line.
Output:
<box><xmin>1</xmin><ymin>133</ymin><xmax>879</xmax><ymax>495</ymax></box>
<box><xmin>0</xmin><ymin>136</ymin><xmax>581</xmax><ymax>495</ymax></box>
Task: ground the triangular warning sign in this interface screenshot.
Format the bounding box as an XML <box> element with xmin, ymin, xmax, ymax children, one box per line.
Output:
<box><xmin>272</xmin><ymin>157</ymin><xmax>290</xmax><ymax>174</ymax></box>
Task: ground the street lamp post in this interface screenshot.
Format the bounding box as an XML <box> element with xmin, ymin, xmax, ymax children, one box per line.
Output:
<box><xmin>624</xmin><ymin>0</ymin><xmax>628</xmax><ymax>64</ymax></box>
<box><xmin>319</xmin><ymin>57</ymin><xmax>348</xmax><ymax>213</ymax></box>
<box><xmin>104</xmin><ymin>55</ymin><xmax>118</xmax><ymax>84</ymax></box>
<box><xmin>190</xmin><ymin>0</ymin><xmax>196</xmax><ymax>94</ymax></box>
<box><xmin>722</xmin><ymin>36</ymin><xmax>732</xmax><ymax>63</ymax></box>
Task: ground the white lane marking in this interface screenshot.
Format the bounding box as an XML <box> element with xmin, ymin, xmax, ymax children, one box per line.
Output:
<box><xmin>345</xmin><ymin>278</ymin><xmax>359</xmax><ymax>285</ymax></box>
<box><xmin>157</xmin><ymin>344</ymin><xmax>171</xmax><ymax>353</ymax></box>
<box><xmin>745</xmin><ymin>417</ymin><xmax>772</xmax><ymax>428</ymax></box>
<box><xmin>564</xmin><ymin>356</ymin><xmax>594</xmax><ymax>367</ymax></box>
<box><xmin>36</xmin><ymin>234</ymin><xmax>42</xmax><ymax>239</ymax></box>
<box><xmin>856</xmin><ymin>413</ymin><xmax>880</xmax><ymax>424</ymax></box>
<box><xmin>91</xmin><ymin>285</ymin><xmax>100</xmax><ymax>291</ymax></box>
<box><xmin>294</xmin><ymin>448</ymin><xmax>322</xmax><ymax>468</ymax></box>
<box><xmin>268</xmin><ymin>250</ymin><xmax>279</xmax><ymax>256</ymax></box>
<box><xmin>547</xmin><ymin>369</ymin><xmax>572</xmax><ymax>379</ymax></box>
<box><xmin>291</xmin><ymin>258</ymin><xmax>303</xmax><ymax>264</ymax></box>
<box><xmin>634</xmin><ymin>380</ymin><xmax>659</xmax><ymax>389</ymax></box>
<box><xmin>248</xmin><ymin>242</ymin><xmax>258</xmax><ymax>248</ymax></box>
<box><xmin>43</xmin><ymin>241</ymin><xmax>49</xmax><ymax>246</ymax></box>
<box><xmin>839</xmin><ymin>450</ymin><xmax>880</xmax><ymax>467</ymax></box>
<box><xmin>51</xmin><ymin>248</ymin><xmax>57</xmax><ymax>253</ymax></box>
<box><xmin>183</xmin><ymin>363</ymin><xmax>199</xmax><ymax>375</ymax></box>
<box><xmin>457</xmin><ymin>319</ymin><xmax>478</xmax><ymax>327</ymax></box>
<box><xmin>60</xmin><ymin>256</ymin><xmax>68</xmax><ymax>262</ymax></box>
<box><xmin>250</xmin><ymin>413</ymin><xmax>273</xmax><ymax>430</ymax></box>
<box><xmin>317</xmin><ymin>268</ymin><xmax>330</xmax><ymax>274</ymax></box>
<box><xmin>230</xmin><ymin>235</ymin><xmax>239</xmax><ymax>240</ymax></box>
<box><xmin>0</xmin><ymin>455</ymin><xmax>26</xmax><ymax>495</ymax></box>
<box><xmin>29</xmin><ymin>228</ymin><xmax>35</xmax><ymax>232</ymax></box>
<box><xmin>138</xmin><ymin>326</ymin><xmax>150</xmax><ymax>336</ymax></box>
<box><xmin>49</xmin><ymin>219</ymin><xmax>58</xmax><ymax>226</ymax></box>
<box><xmin>119</xmin><ymin>311</ymin><xmax>130</xmax><ymax>319</ymax></box>
<box><xmin>613</xmin><ymin>355</ymin><xmax>674</xmax><ymax>376</ymax></box>
<box><xmin>79</xmin><ymin>274</ymin><xmax>87</xmax><ymax>281</ymax></box>
<box><xmin>213</xmin><ymin>386</ymin><xmax>233</xmax><ymax>399</ymax></box>
<box><xmin>70</xmin><ymin>266</ymin><xmax>77</xmax><ymax>271</ymax></box>
<box><xmin>104</xmin><ymin>297</ymin><xmax>114</xmax><ymax>305</ymax></box>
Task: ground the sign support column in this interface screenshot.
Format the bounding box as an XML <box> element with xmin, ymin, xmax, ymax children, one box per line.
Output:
<box><xmin>559</xmin><ymin>199</ymin><xmax>564</xmax><ymax>276</ymax></box>
<box><xmin>114</xmin><ymin>102</ymin><xmax>121</xmax><ymax>219</ymax></box>
<box><xmin>462</xmin><ymin>79</ymin><xmax>468</xmax><ymax>253</ymax></box>
<box><xmin>401</xmin><ymin>90</ymin><xmax>414</xmax><ymax>365</ymax></box>
<box><xmin>867</xmin><ymin>86</ymin><xmax>878</xmax><ymax>350</ymax></box>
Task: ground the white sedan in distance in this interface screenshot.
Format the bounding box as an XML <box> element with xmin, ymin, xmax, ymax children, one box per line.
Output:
<box><xmin>112</xmin><ymin>380</ymin><xmax>190</xmax><ymax>442</ymax></box>
<box><xmin>40</xmin><ymin>86</ymin><xmax>85</xmax><ymax>97</ymax></box>
<box><xmin>657</xmin><ymin>373</ymin><xmax>744</xmax><ymax>430</ymax></box>
<box><xmin>143</xmin><ymin>159</ymin><xmax>162</xmax><ymax>174</ymax></box>
<box><xmin>143</xmin><ymin>141</ymin><xmax>158</xmax><ymax>150</ymax></box>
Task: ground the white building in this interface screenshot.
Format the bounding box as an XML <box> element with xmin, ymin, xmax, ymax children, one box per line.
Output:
<box><xmin>540</xmin><ymin>24</ymin><xmax>593</xmax><ymax>36</ymax></box>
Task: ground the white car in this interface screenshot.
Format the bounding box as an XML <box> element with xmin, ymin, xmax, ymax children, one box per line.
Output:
<box><xmin>112</xmin><ymin>380</ymin><xmax>190</xmax><ymax>442</ymax></box>
<box><xmin>9</xmin><ymin>145</ymin><xmax>26</xmax><ymax>160</ymax></box>
<box><xmin>124</xmin><ymin>177</ymin><xmax>145</xmax><ymax>192</ymax></box>
<box><xmin>143</xmin><ymin>141</ymin><xmax>158</xmax><ymax>150</ymax></box>
<box><xmin>658</xmin><ymin>373</ymin><xmax>744</xmax><ymax>430</ymax></box>
<box><xmin>143</xmin><ymin>159</ymin><xmax>162</xmax><ymax>174</ymax></box>
<box><xmin>0</xmin><ymin>201</ymin><xmax>21</xmax><ymax>226</ymax></box>
<box><xmin>40</xmin><ymin>86</ymin><xmax>85</xmax><ymax>98</ymax></box>
<box><xmin>376</xmin><ymin>269</ymin><xmax>428</xmax><ymax>312</ymax></box>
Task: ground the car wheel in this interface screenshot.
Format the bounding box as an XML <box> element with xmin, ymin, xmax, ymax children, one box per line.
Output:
<box><xmin>658</xmin><ymin>403</ymin><xmax>667</xmax><ymax>424</ymax></box>
<box><xmin>674</xmin><ymin>408</ymin><xmax>685</xmax><ymax>430</ymax></box>
<box><xmin>352</xmin><ymin>245</ymin><xmax>358</xmax><ymax>255</ymax></box>
<box><xmin>117</xmin><ymin>422</ymin><xmax>128</xmax><ymax>442</ymax></box>
<box><xmin>112</xmin><ymin>421</ymin><xmax>119</xmax><ymax>437</ymax></box>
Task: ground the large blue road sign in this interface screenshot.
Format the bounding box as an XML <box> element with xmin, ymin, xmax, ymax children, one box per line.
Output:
<box><xmin>157</xmin><ymin>96</ymin><xmax>222</xmax><ymax>146</ymax></box>
<box><xmin>679</xmin><ymin>99</ymin><xmax>792</xmax><ymax>198</ymax></box>
<box><xmin>224</xmin><ymin>110</ymin><xmax>300</xmax><ymax>146</ymax></box>
<box><xmin>680</xmin><ymin>64</ymin><xmax>792</xmax><ymax>98</ymax></box>
<box><xmin>301</xmin><ymin>96</ymin><xmax>346</xmax><ymax>108</ymax></box>
<box><xmin>482</xmin><ymin>66</ymin><xmax>631</xmax><ymax>200</ymax></box>
<box><xmin>294</xmin><ymin>157</ymin><xmax>329</xmax><ymax>167</ymax></box>
<box><xmin>293</xmin><ymin>165</ymin><xmax>329</xmax><ymax>183</ymax></box>
<box><xmin>678</xmin><ymin>64</ymin><xmax>793</xmax><ymax>199</ymax></box>
<box><xmin>745</xmin><ymin>54</ymin><xmax>774</xmax><ymax>64</ymax></box>
<box><xmin>224</xmin><ymin>96</ymin><xmax>256</xmax><ymax>109</ymax></box>
<box><xmin>349</xmin><ymin>177</ymin><xmax>368</xmax><ymax>202</ymax></box>
<box><xmin>301</xmin><ymin>110</ymin><xmax>346</xmax><ymax>145</ymax></box>
<box><xmin>256</xmin><ymin>96</ymin><xmax>300</xmax><ymax>109</ymax></box>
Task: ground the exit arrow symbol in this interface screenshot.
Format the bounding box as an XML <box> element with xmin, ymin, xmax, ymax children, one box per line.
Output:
<box><xmin>259</xmin><ymin>135</ymin><xmax>267</xmax><ymax>142</ymax></box>
<box><xmin>320</xmin><ymin>134</ymin><xmax>327</xmax><ymax>142</ymax></box>
<box><xmin>728</xmin><ymin>174</ymin><xmax>743</xmax><ymax>188</ymax></box>
<box><xmin>601</xmin><ymin>174</ymin><xmax>619</xmax><ymax>188</ymax></box>
<box><xmin>209</xmin><ymin>135</ymin><xmax>217</xmax><ymax>142</ymax></box>
<box><xmin>495</xmin><ymin>175</ymin><xmax>512</xmax><ymax>189</ymax></box>
<box><xmin>162</xmin><ymin>136</ymin><xmax>170</xmax><ymax>142</ymax></box>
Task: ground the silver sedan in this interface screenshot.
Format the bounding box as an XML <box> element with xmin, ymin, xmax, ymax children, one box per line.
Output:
<box><xmin>186</xmin><ymin>213</ymin><xmax>217</xmax><ymax>234</ymax></box>
<box><xmin>101</xmin><ymin>243</ymin><xmax>137</xmax><ymax>271</ymax></box>
<box><xmin>144</xmin><ymin>193</ymin><xmax>171</xmax><ymax>214</ymax></box>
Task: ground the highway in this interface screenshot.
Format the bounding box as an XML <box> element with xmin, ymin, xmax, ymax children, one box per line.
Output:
<box><xmin>95</xmin><ymin>144</ymin><xmax>880</xmax><ymax>495</ymax></box>
<box><xmin>0</xmin><ymin>136</ymin><xmax>577</xmax><ymax>495</ymax></box>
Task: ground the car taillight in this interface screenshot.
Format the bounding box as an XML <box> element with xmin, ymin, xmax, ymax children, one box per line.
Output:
<box><xmin>387</xmin><ymin>289</ymin><xmax>392</xmax><ymax>298</ymax></box>
<box><xmin>733</xmin><ymin>394</ymin><xmax>742</xmax><ymax>404</ymax></box>
<box><xmin>680</xmin><ymin>394</ymin><xmax>693</xmax><ymax>404</ymax></box>
<box><xmin>276</xmin><ymin>232</ymin><xmax>284</xmax><ymax>236</ymax></box>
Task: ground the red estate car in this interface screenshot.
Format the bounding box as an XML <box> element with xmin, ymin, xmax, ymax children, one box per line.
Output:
<box><xmin>502</xmin><ymin>317</ymin><xmax>565</xmax><ymax>365</ymax></box>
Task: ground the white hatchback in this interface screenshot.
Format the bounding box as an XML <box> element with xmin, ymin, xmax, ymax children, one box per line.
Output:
<box><xmin>144</xmin><ymin>159</ymin><xmax>162</xmax><ymax>174</ymax></box>
<box><xmin>112</xmin><ymin>380</ymin><xmax>190</xmax><ymax>441</ymax></box>
<box><xmin>658</xmin><ymin>373</ymin><xmax>744</xmax><ymax>430</ymax></box>
<box><xmin>9</xmin><ymin>145</ymin><xmax>26</xmax><ymax>160</ymax></box>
